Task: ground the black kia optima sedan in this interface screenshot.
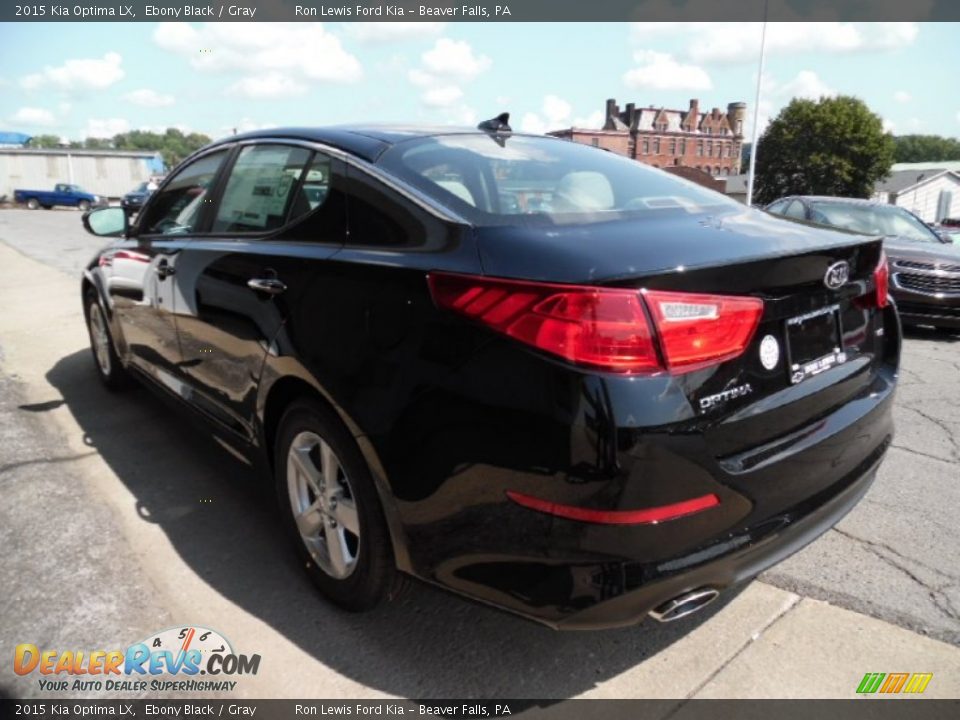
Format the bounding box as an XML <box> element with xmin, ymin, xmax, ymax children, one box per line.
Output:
<box><xmin>80</xmin><ymin>119</ymin><xmax>899</xmax><ymax>629</ymax></box>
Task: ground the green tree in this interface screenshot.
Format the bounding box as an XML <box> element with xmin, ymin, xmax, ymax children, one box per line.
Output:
<box><xmin>893</xmin><ymin>134</ymin><xmax>960</xmax><ymax>163</ymax></box>
<box><xmin>112</xmin><ymin>128</ymin><xmax>212</xmax><ymax>167</ymax></box>
<box><xmin>753</xmin><ymin>96</ymin><xmax>895</xmax><ymax>204</ymax></box>
<box><xmin>26</xmin><ymin>134</ymin><xmax>65</xmax><ymax>148</ymax></box>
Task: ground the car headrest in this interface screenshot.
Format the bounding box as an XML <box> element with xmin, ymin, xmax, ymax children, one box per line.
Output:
<box><xmin>555</xmin><ymin>171</ymin><xmax>614</xmax><ymax>211</ymax></box>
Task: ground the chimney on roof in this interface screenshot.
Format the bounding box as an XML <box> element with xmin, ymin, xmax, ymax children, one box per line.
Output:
<box><xmin>605</xmin><ymin>98</ymin><xmax>618</xmax><ymax>122</ymax></box>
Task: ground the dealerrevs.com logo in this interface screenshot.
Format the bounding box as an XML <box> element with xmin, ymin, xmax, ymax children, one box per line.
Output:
<box><xmin>14</xmin><ymin>626</ymin><xmax>261</xmax><ymax>693</ymax></box>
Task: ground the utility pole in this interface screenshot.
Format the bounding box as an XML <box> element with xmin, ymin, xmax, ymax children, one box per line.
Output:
<box><xmin>745</xmin><ymin>1</ymin><xmax>768</xmax><ymax>207</ymax></box>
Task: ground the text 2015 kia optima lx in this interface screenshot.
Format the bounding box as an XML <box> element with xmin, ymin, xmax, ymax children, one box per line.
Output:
<box><xmin>80</xmin><ymin>119</ymin><xmax>899</xmax><ymax>629</ymax></box>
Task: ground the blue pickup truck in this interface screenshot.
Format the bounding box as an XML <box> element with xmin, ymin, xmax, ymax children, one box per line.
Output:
<box><xmin>14</xmin><ymin>183</ymin><xmax>105</xmax><ymax>210</ymax></box>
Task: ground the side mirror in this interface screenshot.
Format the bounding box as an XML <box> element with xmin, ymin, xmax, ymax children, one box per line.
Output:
<box><xmin>82</xmin><ymin>206</ymin><xmax>128</xmax><ymax>237</ymax></box>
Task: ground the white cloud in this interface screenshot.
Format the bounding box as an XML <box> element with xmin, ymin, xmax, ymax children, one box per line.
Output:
<box><xmin>778</xmin><ymin>70</ymin><xmax>835</xmax><ymax>101</ymax></box>
<box><xmin>893</xmin><ymin>90</ymin><xmax>912</xmax><ymax>103</ymax></box>
<box><xmin>623</xmin><ymin>50</ymin><xmax>712</xmax><ymax>91</ymax></box>
<box><xmin>85</xmin><ymin>118</ymin><xmax>131</xmax><ymax>138</ymax></box>
<box><xmin>347</xmin><ymin>22</ymin><xmax>446</xmax><ymax>42</ymax></box>
<box><xmin>21</xmin><ymin>52</ymin><xmax>124</xmax><ymax>90</ymax></box>
<box><xmin>422</xmin><ymin>85</ymin><xmax>464</xmax><ymax>108</ymax></box>
<box><xmin>520</xmin><ymin>96</ymin><xmax>604</xmax><ymax>135</ymax></box>
<box><xmin>744</xmin><ymin>70</ymin><xmax>834</xmax><ymax>137</ymax></box>
<box><xmin>406</xmin><ymin>38</ymin><xmax>491</xmax><ymax>119</ymax></box>
<box><xmin>421</xmin><ymin>38</ymin><xmax>491</xmax><ymax>81</ymax></box>
<box><xmin>882</xmin><ymin>118</ymin><xmax>897</xmax><ymax>133</ymax></box>
<box><xmin>631</xmin><ymin>22</ymin><xmax>919</xmax><ymax>66</ymax></box>
<box><xmin>226</xmin><ymin>73</ymin><xmax>308</xmax><ymax>99</ymax></box>
<box><xmin>11</xmin><ymin>107</ymin><xmax>56</xmax><ymax>126</ymax></box>
<box><xmin>154</xmin><ymin>23</ymin><xmax>362</xmax><ymax>85</ymax></box>
<box><xmin>125</xmin><ymin>89</ymin><xmax>175</xmax><ymax>107</ymax></box>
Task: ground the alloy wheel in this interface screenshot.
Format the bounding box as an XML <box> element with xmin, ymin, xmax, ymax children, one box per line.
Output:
<box><xmin>88</xmin><ymin>303</ymin><xmax>112</xmax><ymax>376</ymax></box>
<box><xmin>286</xmin><ymin>431</ymin><xmax>360</xmax><ymax>579</ymax></box>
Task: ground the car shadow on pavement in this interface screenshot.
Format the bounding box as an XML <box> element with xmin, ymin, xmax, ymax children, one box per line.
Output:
<box><xmin>47</xmin><ymin>349</ymin><xmax>741</xmax><ymax>699</ymax></box>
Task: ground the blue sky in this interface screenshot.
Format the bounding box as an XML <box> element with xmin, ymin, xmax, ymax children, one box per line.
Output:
<box><xmin>1</xmin><ymin>22</ymin><xmax>957</xmax><ymax>142</ymax></box>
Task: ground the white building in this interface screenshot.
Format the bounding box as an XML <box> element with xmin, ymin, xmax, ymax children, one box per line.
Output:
<box><xmin>0</xmin><ymin>147</ymin><xmax>164</xmax><ymax>201</ymax></box>
<box><xmin>873</xmin><ymin>163</ymin><xmax>960</xmax><ymax>222</ymax></box>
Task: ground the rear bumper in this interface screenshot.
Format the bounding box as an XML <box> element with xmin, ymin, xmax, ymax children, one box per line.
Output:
<box><xmin>555</xmin><ymin>444</ymin><xmax>884</xmax><ymax>629</ymax></box>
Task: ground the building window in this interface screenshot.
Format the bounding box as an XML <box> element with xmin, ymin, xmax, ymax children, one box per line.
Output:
<box><xmin>707</xmin><ymin>141</ymin><xmax>713</xmax><ymax>156</ymax></box>
<box><xmin>714</xmin><ymin>166</ymin><xmax>721</xmax><ymax>175</ymax></box>
<box><xmin>668</xmin><ymin>139</ymin><xmax>676</xmax><ymax>155</ymax></box>
<box><xmin>722</xmin><ymin>167</ymin><xmax>730</xmax><ymax>176</ymax></box>
<box><xmin>696</xmin><ymin>140</ymin><xmax>703</xmax><ymax>157</ymax></box>
<box><xmin>652</xmin><ymin>138</ymin><xmax>660</xmax><ymax>154</ymax></box>
<box><xmin>591</xmin><ymin>138</ymin><xmax>599</xmax><ymax>147</ymax></box>
<box><xmin>642</xmin><ymin>139</ymin><xmax>649</xmax><ymax>155</ymax></box>
<box><xmin>680</xmin><ymin>139</ymin><xmax>687</xmax><ymax>155</ymax></box>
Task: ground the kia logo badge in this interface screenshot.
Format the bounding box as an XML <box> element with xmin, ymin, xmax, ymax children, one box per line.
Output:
<box><xmin>824</xmin><ymin>261</ymin><xmax>850</xmax><ymax>290</ymax></box>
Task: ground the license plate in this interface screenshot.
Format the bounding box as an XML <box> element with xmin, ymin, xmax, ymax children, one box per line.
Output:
<box><xmin>784</xmin><ymin>304</ymin><xmax>846</xmax><ymax>384</ymax></box>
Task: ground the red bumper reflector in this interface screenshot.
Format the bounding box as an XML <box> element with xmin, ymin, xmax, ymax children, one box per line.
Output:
<box><xmin>506</xmin><ymin>490</ymin><xmax>720</xmax><ymax>525</ymax></box>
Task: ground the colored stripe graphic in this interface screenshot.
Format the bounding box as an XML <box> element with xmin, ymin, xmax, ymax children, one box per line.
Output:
<box><xmin>857</xmin><ymin>673</ymin><xmax>886</xmax><ymax>694</ymax></box>
<box><xmin>880</xmin><ymin>673</ymin><xmax>909</xmax><ymax>693</ymax></box>
<box><xmin>903</xmin><ymin>673</ymin><xmax>933</xmax><ymax>694</ymax></box>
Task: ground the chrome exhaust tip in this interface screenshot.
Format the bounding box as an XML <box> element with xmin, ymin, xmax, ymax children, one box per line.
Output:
<box><xmin>649</xmin><ymin>587</ymin><xmax>720</xmax><ymax>623</ymax></box>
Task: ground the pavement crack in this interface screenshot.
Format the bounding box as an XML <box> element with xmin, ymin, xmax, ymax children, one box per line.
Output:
<box><xmin>0</xmin><ymin>451</ymin><xmax>97</xmax><ymax>476</ymax></box>
<box><xmin>890</xmin><ymin>443</ymin><xmax>955</xmax><ymax>465</ymax></box>
<box><xmin>899</xmin><ymin>404</ymin><xmax>960</xmax><ymax>459</ymax></box>
<box><xmin>833</xmin><ymin>528</ymin><xmax>960</xmax><ymax>624</ymax></box>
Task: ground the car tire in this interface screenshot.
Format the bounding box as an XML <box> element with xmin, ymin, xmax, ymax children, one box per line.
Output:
<box><xmin>41</xmin><ymin>204</ymin><xmax>52</xmax><ymax>210</ymax></box>
<box><xmin>274</xmin><ymin>398</ymin><xmax>400</xmax><ymax>612</ymax></box>
<box><xmin>26</xmin><ymin>198</ymin><xmax>39</xmax><ymax>209</ymax></box>
<box><xmin>84</xmin><ymin>290</ymin><xmax>130</xmax><ymax>391</ymax></box>
<box><xmin>78</xmin><ymin>200</ymin><xmax>91</xmax><ymax>212</ymax></box>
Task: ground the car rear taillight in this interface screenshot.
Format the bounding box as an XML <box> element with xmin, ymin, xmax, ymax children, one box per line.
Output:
<box><xmin>427</xmin><ymin>273</ymin><xmax>660</xmax><ymax>372</ymax></box>
<box><xmin>427</xmin><ymin>272</ymin><xmax>763</xmax><ymax>374</ymax></box>
<box><xmin>874</xmin><ymin>250</ymin><xmax>890</xmax><ymax>308</ymax></box>
<box><xmin>856</xmin><ymin>250</ymin><xmax>890</xmax><ymax>310</ymax></box>
<box><xmin>643</xmin><ymin>290</ymin><xmax>764</xmax><ymax>371</ymax></box>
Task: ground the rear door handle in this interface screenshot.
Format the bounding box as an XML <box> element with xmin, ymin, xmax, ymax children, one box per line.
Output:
<box><xmin>247</xmin><ymin>277</ymin><xmax>287</xmax><ymax>295</ymax></box>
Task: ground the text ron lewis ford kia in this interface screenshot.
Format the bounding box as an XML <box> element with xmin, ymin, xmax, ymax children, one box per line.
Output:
<box><xmin>80</xmin><ymin>117</ymin><xmax>899</xmax><ymax>629</ymax></box>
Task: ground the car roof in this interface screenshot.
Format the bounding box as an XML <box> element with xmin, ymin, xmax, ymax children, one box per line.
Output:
<box><xmin>787</xmin><ymin>196</ymin><xmax>884</xmax><ymax>206</ymax></box>
<box><xmin>212</xmin><ymin>125</ymin><xmax>529</xmax><ymax>163</ymax></box>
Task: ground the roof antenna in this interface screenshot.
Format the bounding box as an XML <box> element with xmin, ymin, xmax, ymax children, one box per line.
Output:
<box><xmin>478</xmin><ymin>112</ymin><xmax>511</xmax><ymax>133</ymax></box>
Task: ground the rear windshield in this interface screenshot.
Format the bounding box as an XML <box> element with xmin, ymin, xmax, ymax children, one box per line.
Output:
<box><xmin>377</xmin><ymin>134</ymin><xmax>737</xmax><ymax>226</ymax></box>
<box><xmin>809</xmin><ymin>201</ymin><xmax>939</xmax><ymax>243</ymax></box>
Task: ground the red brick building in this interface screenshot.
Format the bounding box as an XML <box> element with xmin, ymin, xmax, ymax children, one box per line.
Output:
<box><xmin>550</xmin><ymin>98</ymin><xmax>746</xmax><ymax>177</ymax></box>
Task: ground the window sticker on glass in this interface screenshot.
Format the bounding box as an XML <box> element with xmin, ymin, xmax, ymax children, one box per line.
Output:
<box><xmin>214</xmin><ymin>145</ymin><xmax>310</xmax><ymax>232</ymax></box>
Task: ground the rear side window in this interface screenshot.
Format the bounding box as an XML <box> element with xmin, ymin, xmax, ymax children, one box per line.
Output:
<box><xmin>213</xmin><ymin>145</ymin><xmax>312</xmax><ymax>233</ymax></box>
<box><xmin>141</xmin><ymin>150</ymin><xmax>228</xmax><ymax>235</ymax></box>
<box><xmin>377</xmin><ymin>134</ymin><xmax>736</xmax><ymax>226</ymax></box>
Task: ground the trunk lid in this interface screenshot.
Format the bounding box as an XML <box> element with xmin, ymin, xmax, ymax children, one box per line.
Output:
<box><xmin>476</xmin><ymin>207</ymin><xmax>890</xmax><ymax>461</ymax></box>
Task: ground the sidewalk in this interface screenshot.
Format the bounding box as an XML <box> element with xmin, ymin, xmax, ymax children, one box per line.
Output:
<box><xmin>1</xmin><ymin>238</ymin><xmax>958</xmax><ymax>700</ymax></box>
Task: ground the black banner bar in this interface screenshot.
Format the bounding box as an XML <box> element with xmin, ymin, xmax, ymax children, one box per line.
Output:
<box><xmin>2</xmin><ymin>700</ymin><xmax>960</xmax><ymax>720</ymax></box>
<box><xmin>3</xmin><ymin>0</ymin><xmax>960</xmax><ymax>23</ymax></box>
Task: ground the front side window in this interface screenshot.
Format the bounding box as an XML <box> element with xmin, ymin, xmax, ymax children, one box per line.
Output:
<box><xmin>377</xmin><ymin>133</ymin><xmax>737</xmax><ymax>226</ymax></box>
<box><xmin>141</xmin><ymin>150</ymin><xmax>228</xmax><ymax>235</ymax></box>
<box><xmin>213</xmin><ymin>145</ymin><xmax>312</xmax><ymax>233</ymax></box>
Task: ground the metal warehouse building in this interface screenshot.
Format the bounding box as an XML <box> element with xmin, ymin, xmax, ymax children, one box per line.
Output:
<box><xmin>0</xmin><ymin>147</ymin><xmax>165</xmax><ymax>202</ymax></box>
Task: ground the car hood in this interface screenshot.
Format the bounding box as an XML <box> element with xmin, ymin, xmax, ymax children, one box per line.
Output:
<box><xmin>884</xmin><ymin>237</ymin><xmax>960</xmax><ymax>264</ymax></box>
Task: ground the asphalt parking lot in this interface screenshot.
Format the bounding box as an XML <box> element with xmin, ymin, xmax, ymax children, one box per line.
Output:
<box><xmin>1</xmin><ymin>207</ymin><xmax>958</xmax><ymax>699</ymax></box>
